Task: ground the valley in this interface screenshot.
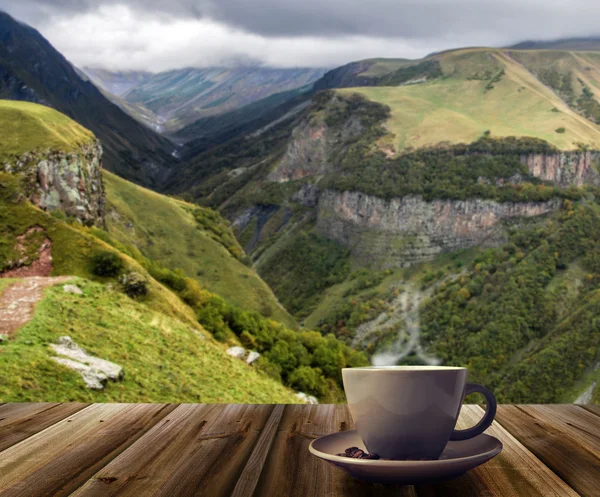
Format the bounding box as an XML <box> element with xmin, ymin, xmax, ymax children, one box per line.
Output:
<box><xmin>1</xmin><ymin>8</ymin><xmax>599</xmax><ymax>405</ymax></box>
<box><xmin>0</xmin><ymin>100</ymin><xmax>366</xmax><ymax>404</ymax></box>
<box><xmin>85</xmin><ymin>66</ymin><xmax>326</xmax><ymax>134</ymax></box>
<box><xmin>162</xmin><ymin>47</ymin><xmax>600</xmax><ymax>404</ymax></box>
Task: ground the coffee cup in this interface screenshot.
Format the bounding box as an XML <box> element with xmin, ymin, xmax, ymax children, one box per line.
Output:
<box><xmin>342</xmin><ymin>366</ymin><xmax>497</xmax><ymax>460</ymax></box>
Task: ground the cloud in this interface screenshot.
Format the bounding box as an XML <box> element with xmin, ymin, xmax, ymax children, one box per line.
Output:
<box><xmin>10</xmin><ymin>4</ymin><xmax>442</xmax><ymax>71</ymax></box>
<box><xmin>1</xmin><ymin>0</ymin><xmax>599</xmax><ymax>71</ymax></box>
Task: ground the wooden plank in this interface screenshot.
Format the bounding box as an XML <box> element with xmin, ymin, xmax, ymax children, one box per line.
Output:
<box><xmin>72</xmin><ymin>404</ymin><xmax>276</xmax><ymax>497</ymax></box>
<box><xmin>0</xmin><ymin>402</ymin><xmax>89</xmax><ymax>452</ymax></box>
<box><xmin>231</xmin><ymin>405</ymin><xmax>285</xmax><ymax>497</ymax></box>
<box><xmin>253</xmin><ymin>404</ymin><xmax>417</xmax><ymax>497</ymax></box>
<box><xmin>580</xmin><ymin>404</ymin><xmax>600</xmax><ymax>418</ymax></box>
<box><xmin>494</xmin><ymin>405</ymin><xmax>600</xmax><ymax>497</ymax></box>
<box><xmin>414</xmin><ymin>405</ymin><xmax>580</xmax><ymax>497</ymax></box>
<box><xmin>0</xmin><ymin>403</ymin><xmax>175</xmax><ymax>497</ymax></box>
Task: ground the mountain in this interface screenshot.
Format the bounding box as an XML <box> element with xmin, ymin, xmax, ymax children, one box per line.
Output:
<box><xmin>510</xmin><ymin>37</ymin><xmax>600</xmax><ymax>51</ymax></box>
<box><xmin>103</xmin><ymin>170</ymin><xmax>296</xmax><ymax>327</ymax></box>
<box><xmin>0</xmin><ymin>100</ymin><xmax>366</xmax><ymax>403</ymax></box>
<box><xmin>85</xmin><ymin>66</ymin><xmax>327</xmax><ymax>134</ymax></box>
<box><xmin>0</xmin><ymin>11</ymin><xmax>176</xmax><ymax>187</ymax></box>
<box><xmin>167</xmin><ymin>46</ymin><xmax>600</xmax><ymax>404</ymax></box>
<box><xmin>80</xmin><ymin>68</ymin><xmax>152</xmax><ymax>97</ymax></box>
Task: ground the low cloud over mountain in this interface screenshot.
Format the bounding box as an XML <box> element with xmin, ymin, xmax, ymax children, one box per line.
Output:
<box><xmin>1</xmin><ymin>0</ymin><xmax>599</xmax><ymax>70</ymax></box>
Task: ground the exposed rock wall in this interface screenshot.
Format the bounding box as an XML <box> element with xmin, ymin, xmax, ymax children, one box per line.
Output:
<box><xmin>520</xmin><ymin>151</ymin><xmax>600</xmax><ymax>186</ymax></box>
<box><xmin>317</xmin><ymin>190</ymin><xmax>560</xmax><ymax>267</ymax></box>
<box><xmin>267</xmin><ymin>103</ymin><xmax>364</xmax><ymax>183</ymax></box>
<box><xmin>2</xmin><ymin>140</ymin><xmax>105</xmax><ymax>226</ymax></box>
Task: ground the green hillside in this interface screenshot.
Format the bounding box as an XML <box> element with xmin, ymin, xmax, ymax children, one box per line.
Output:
<box><xmin>0</xmin><ymin>100</ymin><xmax>95</xmax><ymax>159</ymax></box>
<box><xmin>0</xmin><ymin>278</ymin><xmax>299</xmax><ymax>403</ymax></box>
<box><xmin>341</xmin><ymin>48</ymin><xmax>600</xmax><ymax>153</ymax></box>
<box><xmin>103</xmin><ymin>171</ymin><xmax>295</xmax><ymax>327</ymax></box>
<box><xmin>358</xmin><ymin>58</ymin><xmax>415</xmax><ymax>77</ymax></box>
<box><xmin>0</xmin><ymin>170</ymin><xmax>364</xmax><ymax>403</ymax></box>
<box><xmin>0</xmin><ymin>99</ymin><xmax>368</xmax><ymax>403</ymax></box>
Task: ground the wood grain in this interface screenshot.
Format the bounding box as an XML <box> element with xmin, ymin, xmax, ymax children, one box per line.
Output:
<box><xmin>414</xmin><ymin>405</ymin><xmax>580</xmax><ymax>497</ymax></box>
<box><xmin>0</xmin><ymin>403</ymin><xmax>175</xmax><ymax>497</ymax></box>
<box><xmin>253</xmin><ymin>404</ymin><xmax>417</xmax><ymax>497</ymax></box>
<box><xmin>71</xmin><ymin>404</ymin><xmax>275</xmax><ymax>497</ymax></box>
<box><xmin>0</xmin><ymin>402</ymin><xmax>89</xmax><ymax>451</ymax></box>
<box><xmin>495</xmin><ymin>404</ymin><xmax>600</xmax><ymax>497</ymax></box>
<box><xmin>580</xmin><ymin>404</ymin><xmax>600</xmax><ymax>418</ymax></box>
<box><xmin>0</xmin><ymin>403</ymin><xmax>596</xmax><ymax>497</ymax></box>
<box><xmin>231</xmin><ymin>405</ymin><xmax>285</xmax><ymax>497</ymax></box>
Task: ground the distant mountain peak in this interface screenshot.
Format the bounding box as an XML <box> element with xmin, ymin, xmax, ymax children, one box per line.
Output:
<box><xmin>508</xmin><ymin>36</ymin><xmax>600</xmax><ymax>51</ymax></box>
<box><xmin>0</xmin><ymin>10</ymin><xmax>176</xmax><ymax>187</ymax></box>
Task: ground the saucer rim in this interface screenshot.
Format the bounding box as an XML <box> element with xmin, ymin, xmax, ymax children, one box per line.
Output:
<box><xmin>308</xmin><ymin>430</ymin><xmax>502</xmax><ymax>466</ymax></box>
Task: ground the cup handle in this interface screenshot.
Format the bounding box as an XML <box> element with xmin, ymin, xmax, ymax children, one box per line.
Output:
<box><xmin>450</xmin><ymin>382</ymin><xmax>497</xmax><ymax>441</ymax></box>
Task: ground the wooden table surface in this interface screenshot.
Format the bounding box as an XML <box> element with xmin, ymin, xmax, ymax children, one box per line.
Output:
<box><xmin>0</xmin><ymin>403</ymin><xmax>598</xmax><ymax>497</ymax></box>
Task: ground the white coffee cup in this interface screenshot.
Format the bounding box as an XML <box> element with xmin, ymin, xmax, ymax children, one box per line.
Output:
<box><xmin>342</xmin><ymin>366</ymin><xmax>497</xmax><ymax>460</ymax></box>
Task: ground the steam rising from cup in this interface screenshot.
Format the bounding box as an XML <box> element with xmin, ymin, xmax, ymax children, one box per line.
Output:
<box><xmin>371</xmin><ymin>290</ymin><xmax>441</xmax><ymax>367</ymax></box>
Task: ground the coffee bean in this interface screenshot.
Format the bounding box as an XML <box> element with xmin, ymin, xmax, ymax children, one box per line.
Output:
<box><xmin>337</xmin><ymin>447</ymin><xmax>381</xmax><ymax>460</ymax></box>
<box><xmin>363</xmin><ymin>453</ymin><xmax>381</xmax><ymax>460</ymax></box>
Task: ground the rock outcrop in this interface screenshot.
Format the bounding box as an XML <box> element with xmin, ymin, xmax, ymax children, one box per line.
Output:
<box><xmin>226</xmin><ymin>346</ymin><xmax>261</xmax><ymax>365</ymax></box>
<box><xmin>50</xmin><ymin>336</ymin><xmax>124</xmax><ymax>390</ymax></box>
<box><xmin>520</xmin><ymin>151</ymin><xmax>600</xmax><ymax>187</ymax></box>
<box><xmin>317</xmin><ymin>190</ymin><xmax>560</xmax><ymax>267</ymax></box>
<box><xmin>2</xmin><ymin>140</ymin><xmax>105</xmax><ymax>226</ymax></box>
<box><xmin>267</xmin><ymin>101</ymin><xmax>364</xmax><ymax>183</ymax></box>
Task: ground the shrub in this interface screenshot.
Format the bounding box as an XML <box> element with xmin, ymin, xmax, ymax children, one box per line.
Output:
<box><xmin>148</xmin><ymin>265</ymin><xmax>188</xmax><ymax>292</ymax></box>
<box><xmin>119</xmin><ymin>271</ymin><xmax>149</xmax><ymax>297</ymax></box>
<box><xmin>240</xmin><ymin>330</ymin><xmax>257</xmax><ymax>349</ymax></box>
<box><xmin>255</xmin><ymin>358</ymin><xmax>282</xmax><ymax>381</ymax></box>
<box><xmin>90</xmin><ymin>250</ymin><xmax>124</xmax><ymax>277</ymax></box>
<box><xmin>555</xmin><ymin>127</ymin><xmax>566</xmax><ymax>134</ymax></box>
<box><xmin>288</xmin><ymin>366</ymin><xmax>329</xmax><ymax>397</ymax></box>
<box><xmin>0</xmin><ymin>172</ymin><xmax>23</xmax><ymax>203</ymax></box>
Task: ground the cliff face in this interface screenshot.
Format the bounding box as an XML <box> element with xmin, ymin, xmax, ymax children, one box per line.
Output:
<box><xmin>520</xmin><ymin>151</ymin><xmax>600</xmax><ymax>186</ymax></box>
<box><xmin>267</xmin><ymin>97</ymin><xmax>365</xmax><ymax>183</ymax></box>
<box><xmin>2</xmin><ymin>140</ymin><xmax>105</xmax><ymax>226</ymax></box>
<box><xmin>317</xmin><ymin>190</ymin><xmax>560</xmax><ymax>267</ymax></box>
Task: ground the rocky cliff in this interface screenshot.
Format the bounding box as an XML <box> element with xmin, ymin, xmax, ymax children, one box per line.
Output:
<box><xmin>2</xmin><ymin>140</ymin><xmax>105</xmax><ymax>226</ymax></box>
<box><xmin>317</xmin><ymin>190</ymin><xmax>560</xmax><ymax>267</ymax></box>
<box><xmin>520</xmin><ymin>151</ymin><xmax>600</xmax><ymax>186</ymax></box>
<box><xmin>267</xmin><ymin>103</ymin><xmax>364</xmax><ymax>183</ymax></box>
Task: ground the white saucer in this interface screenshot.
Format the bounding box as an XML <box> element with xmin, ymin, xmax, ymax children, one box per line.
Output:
<box><xmin>309</xmin><ymin>429</ymin><xmax>502</xmax><ymax>485</ymax></box>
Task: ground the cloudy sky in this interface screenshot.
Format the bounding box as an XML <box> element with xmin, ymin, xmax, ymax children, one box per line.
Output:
<box><xmin>1</xmin><ymin>0</ymin><xmax>598</xmax><ymax>72</ymax></box>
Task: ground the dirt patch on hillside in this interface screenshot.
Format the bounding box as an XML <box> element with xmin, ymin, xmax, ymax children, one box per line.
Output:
<box><xmin>0</xmin><ymin>277</ymin><xmax>71</xmax><ymax>337</ymax></box>
<box><xmin>1</xmin><ymin>227</ymin><xmax>53</xmax><ymax>278</ymax></box>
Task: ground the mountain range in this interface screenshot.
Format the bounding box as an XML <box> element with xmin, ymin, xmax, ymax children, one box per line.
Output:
<box><xmin>1</xmin><ymin>9</ymin><xmax>599</xmax><ymax>405</ymax></box>
<box><xmin>84</xmin><ymin>66</ymin><xmax>326</xmax><ymax>135</ymax></box>
<box><xmin>0</xmin><ymin>12</ymin><xmax>176</xmax><ymax>187</ymax></box>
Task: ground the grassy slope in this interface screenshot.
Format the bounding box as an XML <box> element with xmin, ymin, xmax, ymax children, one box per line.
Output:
<box><xmin>0</xmin><ymin>100</ymin><xmax>94</xmax><ymax>159</ymax></box>
<box><xmin>103</xmin><ymin>171</ymin><xmax>296</xmax><ymax>327</ymax></box>
<box><xmin>358</xmin><ymin>58</ymin><xmax>414</xmax><ymax>77</ymax></box>
<box><xmin>0</xmin><ymin>278</ymin><xmax>299</xmax><ymax>403</ymax></box>
<box><xmin>1</xmin><ymin>199</ymin><xmax>199</xmax><ymax>325</ymax></box>
<box><xmin>340</xmin><ymin>48</ymin><xmax>600</xmax><ymax>152</ymax></box>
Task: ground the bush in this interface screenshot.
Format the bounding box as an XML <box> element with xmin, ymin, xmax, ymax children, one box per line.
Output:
<box><xmin>240</xmin><ymin>330</ymin><xmax>257</xmax><ymax>349</ymax></box>
<box><xmin>555</xmin><ymin>127</ymin><xmax>566</xmax><ymax>134</ymax></box>
<box><xmin>119</xmin><ymin>271</ymin><xmax>149</xmax><ymax>297</ymax></box>
<box><xmin>0</xmin><ymin>172</ymin><xmax>23</xmax><ymax>203</ymax></box>
<box><xmin>148</xmin><ymin>265</ymin><xmax>187</xmax><ymax>292</ymax></box>
<box><xmin>90</xmin><ymin>250</ymin><xmax>124</xmax><ymax>277</ymax></box>
<box><xmin>288</xmin><ymin>366</ymin><xmax>328</xmax><ymax>397</ymax></box>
